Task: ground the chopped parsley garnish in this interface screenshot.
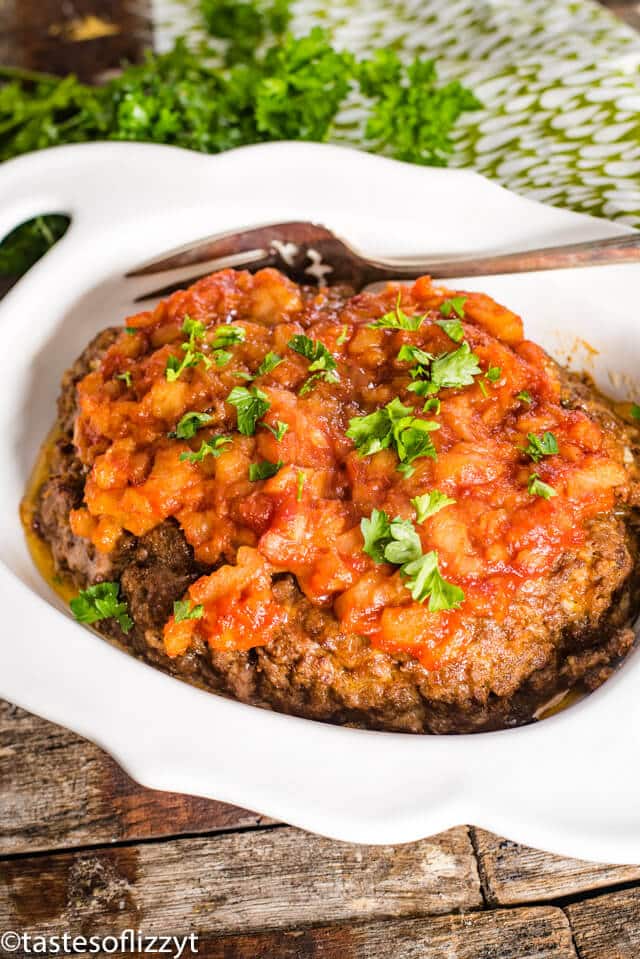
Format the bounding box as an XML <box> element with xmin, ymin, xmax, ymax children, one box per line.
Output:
<box><xmin>183</xmin><ymin>316</ymin><xmax>206</xmax><ymax>345</ymax></box>
<box><xmin>408</xmin><ymin>341</ymin><xmax>482</xmax><ymax>397</ymax></box>
<box><xmin>360</xmin><ymin>509</ymin><xmax>464</xmax><ymax>611</ymax></box>
<box><xmin>435</xmin><ymin>317</ymin><xmax>464</xmax><ymax>343</ymax></box>
<box><xmin>523</xmin><ymin>431</ymin><xmax>559</xmax><ymax>463</ymax></box>
<box><xmin>631</xmin><ymin>403</ymin><xmax>640</xmax><ymax>421</ymax></box>
<box><xmin>516</xmin><ymin>390</ymin><xmax>532</xmax><ymax>405</ymax></box>
<box><xmin>346</xmin><ymin>396</ymin><xmax>439</xmax><ymax>476</ymax></box>
<box><xmin>164</xmin><ymin>316</ymin><xmax>216</xmax><ymax>380</ymax></box>
<box><xmin>262</xmin><ymin>419</ymin><xmax>289</xmax><ymax>441</ymax></box>
<box><xmin>173</xmin><ymin>599</ymin><xmax>204</xmax><ymax>623</ymax></box>
<box><xmin>397</xmin><ymin>344</ymin><xmax>434</xmax><ymax>370</ymax></box>
<box><xmin>125</xmin><ymin>326</ymin><xmax>139</xmax><ymax>336</ymax></box>
<box><xmin>249</xmin><ymin>459</ymin><xmax>283</xmax><ymax>481</ymax></box>
<box><xmin>296</xmin><ymin>470</ymin><xmax>305</xmax><ymax>501</ymax></box>
<box><xmin>429</xmin><ymin>341</ymin><xmax>482</xmax><ymax>390</ymax></box>
<box><xmin>439</xmin><ymin>296</ymin><xmax>467</xmax><ymax>319</ymax></box>
<box><xmin>360</xmin><ymin>508</ymin><xmax>394</xmax><ymax>563</ymax></box>
<box><xmin>227</xmin><ymin>385</ymin><xmax>270</xmax><ymax>435</ymax></box>
<box><xmin>70</xmin><ymin>582</ymin><xmax>133</xmax><ymax>634</ymax></box>
<box><xmin>288</xmin><ymin>334</ymin><xmax>339</xmax><ymax>394</ymax></box>
<box><xmin>116</xmin><ymin>371</ymin><xmax>132</xmax><ymax>388</ymax></box>
<box><xmin>180</xmin><ymin>435</ymin><xmax>232</xmax><ymax>463</ymax></box>
<box><xmin>168</xmin><ymin>410</ymin><xmax>213</xmax><ymax>440</ymax></box>
<box><xmin>423</xmin><ymin>397</ymin><xmax>441</xmax><ymax>414</ymax></box>
<box><xmin>368</xmin><ymin>295</ymin><xmax>425</xmax><ymax>331</ymax></box>
<box><xmin>528</xmin><ymin>473</ymin><xmax>557</xmax><ymax>500</ymax></box>
<box><xmin>288</xmin><ymin>334</ymin><xmax>334</xmax><ymax>368</ymax></box>
<box><xmin>214</xmin><ymin>350</ymin><xmax>232</xmax><ymax>367</ymax></box>
<box><xmin>256</xmin><ymin>351</ymin><xmax>283</xmax><ymax>376</ymax></box>
<box><xmin>336</xmin><ymin>325</ymin><xmax>350</xmax><ymax>346</ymax></box>
<box><xmin>411</xmin><ymin>490</ymin><xmax>455</xmax><ymax>523</ymax></box>
<box><xmin>212</xmin><ymin>325</ymin><xmax>246</xmax><ymax>348</ymax></box>
<box><xmin>166</xmin><ymin>348</ymin><xmax>211</xmax><ymax>382</ymax></box>
<box><xmin>478</xmin><ymin>365</ymin><xmax>502</xmax><ymax>397</ymax></box>
<box><xmin>403</xmin><ymin>551</ymin><xmax>465</xmax><ymax>610</ymax></box>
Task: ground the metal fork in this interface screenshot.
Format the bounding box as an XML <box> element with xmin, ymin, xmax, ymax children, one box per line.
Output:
<box><xmin>127</xmin><ymin>220</ymin><xmax>640</xmax><ymax>301</ymax></box>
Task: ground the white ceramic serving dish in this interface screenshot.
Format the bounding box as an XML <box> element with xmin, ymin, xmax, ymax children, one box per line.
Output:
<box><xmin>0</xmin><ymin>141</ymin><xmax>638</xmax><ymax>862</ymax></box>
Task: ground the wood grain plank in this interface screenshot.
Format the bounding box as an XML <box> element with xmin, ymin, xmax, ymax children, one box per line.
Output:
<box><xmin>0</xmin><ymin>0</ymin><xmax>152</xmax><ymax>81</ymax></box>
<box><xmin>0</xmin><ymin>700</ymin><xmax>269</xmax><ymax>855</ymax></box>
<box><xmin>602</xmin><ymin>2</ymin><xmax>640</xmax><ymax>30</ymax></box>
<box><xmin>0</xmin><ymin>826</ymin><xmax>481</xmax><ymax>936</ymax></box>
<box><xmin>566</xmin><ymin>887</ymin><xmax>640</xmax><ymax>958</ymax></box>
<box><xmin>174</xmin><ymin>907</ymin><xmax>579</xmax><ymax>959</ymax></box>
<box><xmin>474</xmin><ymin>829</ymin><xmax>640</xmax><ymax>905</ymax></box>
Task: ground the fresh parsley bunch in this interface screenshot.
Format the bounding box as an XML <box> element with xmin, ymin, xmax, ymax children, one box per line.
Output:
<box><xmin>0</xmin><ymin>1</ymin><xmax>480</xmax><ymax>279</ymax></box>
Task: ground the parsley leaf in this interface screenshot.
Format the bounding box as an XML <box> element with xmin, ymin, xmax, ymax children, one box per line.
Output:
<box><xmin>435</xmin><ymin>318</ymin><xmax>464</xmax><ymax>343</ymax></box>
<box><xmin>168</xmin><ymin>410</ymin><xmax>213</xmax><ymax>440</ymax></box>
<box><xmin>368</xmin><ymin>295</ymin><xmax>424</xmax><ymax>331</ymax></box>
<box><xmin>296</xmin><ymin>470</ymin><xmax>305</xmax><ymax>501</ymax></box>
<box><xmin>346</xmin><ymin>408</ymin><xmax>395</xmax><ymax>457</ymax></box>
<box><xmin>262</xmin><ymin>419</ymin><xmax>289</xmax><ymax>441</ymax></box>
<box><xmin>439</xmin><ymin>296</ymin><xmax>467</xmax><ymax>320</ymax></box>
<box><xmin>394</xmin><ymin>419</ymin><xmax>440</xmax><ymax>477</ymax></box>
<box><xmin>402</xmin><ymin>551</ymin><xmax>465</xmax><ymax>611</ymax></box>
<box><xmin>397</xmin><ymin>344</ymin><xmax>434</xmax><ymax>369</ymax></box>
<box><xmin>180</xmin><ymin>435</ymin><xmax>232</xmax><ymax>462</ymax></box>
<box><xmin>428</xmin><ymin>341</ymin><xmax>482</xmax><ymax>391</ymax></box>
<box><xmin>116</xmin><ymin>371</ymin><xmax>132</xmax><ymax>388</ymax></box>
<box><xmin>486</xmin><ymin>366</ymin><xmax>501</xmax><ymax>382</ymax></box>
<box><xmin>359</xmin><ymin>509</ymin><xmax>464</xmax><ymax>610</ymax></box>
<box><xmin>70</xmin><ymin>582</ymin><xmax>133</xmax><ymax>634</ymax></box>
<box><xmin>212</xmin><ymin>325</ymin><xmax>246</xmax><ymax>348</ymax></box>
<box><xmin>528</xmin><ymin>473</ymin><xmax>557</xmax><ymax>500</ymax></box>
<box><xmin>249</xmin><ymin>459</ymin><xmax>283</xmax><ymax>481</ymax></box>
<box><xmin>411</xmin><ymin>490</ymin><xmax>455</xmax><ymax>523</ymax></box>
<box><xmin>523</xmin><ymin>431</ymin><xmax>559</xmax><ymax>463</ymax></box>
<box><xmin>166</xmin><ymin>348</ymin><xmax>211</xmax><ymax>382</ymax></box>
<box><xmin>227</xmin><ymin>385</ymin><xmax>270</xmax><ymax>435</ymax></box>
<box><xmin>631</xmin><ymin>403</ymin><xmax>640</xmax><ymax>421</ymax></box>
<box><xmin>183</xmin><ymin>316</ymin><xmax>206</xmax><ymax>345</ymax></box>
<box><xmin>360</xmin><ymin>508</ymin><xmax>392</xmax><ymax>563</ymax></box>
<box><xmin>516</xmin><ymin>390</ymin><xmax>532</xmax><ymax>405</ymax></box>
<box><xmin>382</xmin><ymin>518</ymin><xmax>423</xmax><ymax>565</ymax></box>
<box><xmin>347</xmin><ymin>396</ymin><xmax>439</xmax><ymax>474</ymax></box>
<box><xmin>256</xmin><ymin>351</ymin><xmax>282</xmax><ymax>376</ymax></box>
<box><xmin>288</xmin><ymin>334</ymin><xmax>336</xmax><ymax>371</ymax></box>
<box><xmin>336</xmin><ymin>325</ymin><xmax>350</xmax><ymax>346</ymax></box>
<box><xmin>288</xmin><ymin>334</ymin><xmax>339</xmax><ymax>394</ymax></box>
<box><xmin>214</xmin><ymin>349</ymin><xmax>232</xmax><ymax>367</ymax></box>
<box><xmin>423</xmin><ymin>397</ymin><xmax>441</xmax><ymax>414</ymax></box>
<box><xmin>299</xmin><ymin>371</ymin><xmax>340</xmax><ymax>395</ymax></box>
<box><xmin>174</xmin><ymin>599</ymin><xmax>204</xmax><ymax>623</ymax></box>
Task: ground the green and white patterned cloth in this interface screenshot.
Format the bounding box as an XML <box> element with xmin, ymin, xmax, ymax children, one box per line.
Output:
<box><xmin>155</xmin><ymin>0</ymin><xmax>640</xmax><ymax>226</ymax></box>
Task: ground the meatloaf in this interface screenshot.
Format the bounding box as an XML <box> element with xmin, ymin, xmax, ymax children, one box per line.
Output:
<box><xmin>28</xmin><ymin>268</ymin><xmax>640</xmax><ymax>733</ymax></box>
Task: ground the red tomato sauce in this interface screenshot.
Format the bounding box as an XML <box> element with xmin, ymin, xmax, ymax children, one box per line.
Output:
<box><xmin>71</xmin><ymin>269</ymin><xmax>630</xmax><ymax>669</ymax></box>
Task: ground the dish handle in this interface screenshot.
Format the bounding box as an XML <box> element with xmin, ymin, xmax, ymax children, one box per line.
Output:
<box><xmin>0</xmin><ymin>150</ymin><xmax>81</xmax><ymax>249</ymax></box>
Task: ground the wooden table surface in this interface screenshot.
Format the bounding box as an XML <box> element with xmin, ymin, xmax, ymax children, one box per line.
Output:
<box><xmin>2</xmin><ymin>3</ymin><xmax>640</xmax><ymax>956</ymax></box>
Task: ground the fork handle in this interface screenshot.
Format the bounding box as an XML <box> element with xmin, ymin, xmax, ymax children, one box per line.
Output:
<box><xmin>363</xmin><ymin>232</ymin><xmax>640</xmax><ymax>283</ymax></box>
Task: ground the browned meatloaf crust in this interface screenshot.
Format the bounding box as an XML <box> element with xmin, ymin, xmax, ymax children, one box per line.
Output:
<box><xmin>33</xmin><ymin>328</ymin><xmax>640</xmax><ymax>734</ymax></box>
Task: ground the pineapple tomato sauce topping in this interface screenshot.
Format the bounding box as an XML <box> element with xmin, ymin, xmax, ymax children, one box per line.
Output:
<box><xmin>70</xmin><ymin>269</ymin><xmax>628</xmax><ymax>670</ymax></box>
